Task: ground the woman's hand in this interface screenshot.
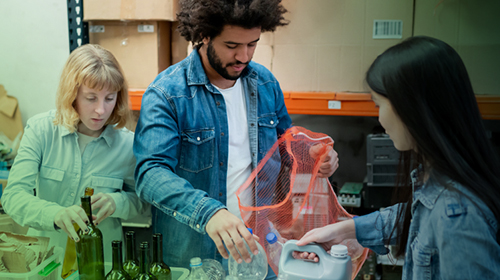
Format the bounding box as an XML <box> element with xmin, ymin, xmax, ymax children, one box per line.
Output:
<box><xmin>206</xmin><ymin>209</ymin><xmax>259</xmax><ymax>264</ymax></box>
<box><xmin>91</xmin><ymin>192</ymin><xmax>116</xmax><ymax>225</ymax></box>
<box><xmin>293</xmin><ymin>219</ymin><xmax>356</xmax><ymax>262</ymax></box>
<box><xmin>54</xmin><ymin>205</ymin><xmax>89</xmax><ymax>242</ymax></box>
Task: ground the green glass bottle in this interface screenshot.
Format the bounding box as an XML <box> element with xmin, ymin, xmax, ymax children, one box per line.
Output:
<box><xmin>133</xmin><ymin>242</ymin><xmax>157</xmax><ymax>280</ymax></box>
<box><xmin>106</xmin><ymin>240</ymin><xmax>132</xmax><ymax>280</ymax></box>
<box><xmin>149</xmin><ymin>233</ymin><xmax>171</xmax><ymax>280</ymax></box>
<box><xmin>76</xmin><ymin>195</ymin><xmax>105</xmax><ymax>280</ymax></box>
<box><xmin>123</xmin><ymin>231</ymin><xmax>140</xmax><ymax>278</ymax></box>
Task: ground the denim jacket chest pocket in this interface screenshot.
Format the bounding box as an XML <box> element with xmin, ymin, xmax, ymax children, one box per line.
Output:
<box><xmin>179</xmin><ymin>128</ymin><xmax>215</xmax><ymax>173</ymax></box>
<box><xmin>410</xmin><ymin>234</ymin><xmax>439</xmax><ymax>280</ymax></box>
<box><xmin>258</xmin><ymin>113</ymin><xmax>278</xmax><ymax>155</ymax></box>
<box><xmin>91</xmin><ymin>175</ymin><xmax>124</xmax><ymax>193</ymax></box>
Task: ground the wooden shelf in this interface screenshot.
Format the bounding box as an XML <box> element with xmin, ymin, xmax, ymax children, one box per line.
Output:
<box><xmin>129</xmin><ymin>89</ymin><xmax>500</xmax><ymax>120</ymax></box>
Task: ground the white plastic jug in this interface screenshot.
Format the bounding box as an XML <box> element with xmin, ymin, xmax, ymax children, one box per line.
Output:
<box><xmin>278</xmin><ymin>240</ymin><xmax>352</xmax><ymax>280</ymax></box>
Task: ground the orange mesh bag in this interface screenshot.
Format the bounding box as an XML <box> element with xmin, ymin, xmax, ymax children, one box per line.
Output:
<box><xmin>235</xmin><ymin>126</ymin><xmax>368</xmax><ymax>279</ymax></box>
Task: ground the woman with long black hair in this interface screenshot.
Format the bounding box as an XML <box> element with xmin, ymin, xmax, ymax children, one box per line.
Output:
<box><xmin>296</xmin><ymin>36</ymin><xmax>500</xmax><ymax>279</ymax></box>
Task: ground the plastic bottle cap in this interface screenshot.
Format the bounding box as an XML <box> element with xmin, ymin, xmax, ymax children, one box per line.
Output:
<box><xmin>190</xmin><ymin>257</ymin><xmax>203</xmax><ymax>267</ymax></box>
<box><xmin>330</xmin><ymin>244</ymin><xmax>348</xmax><ymax>258</ymax></box>
<box><xmin>266</xmin><ymin>233</ymin><xmax>278</xmax><ymax>244</ymax></box>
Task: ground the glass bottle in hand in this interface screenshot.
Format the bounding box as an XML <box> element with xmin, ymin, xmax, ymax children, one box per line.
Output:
<box><xmin>133</xmin><ymin>242</ymin><xmax>157</xmax><ymax>280</ymax></box>
<box><xmin>150</xmin><ymin>233</ymin><xmax>171</xmax><ymax>280</ymax></box>
<box><xmin>76</xmin><ymin>195</ymin><xmax>105</xmax><ymax>279</ymax></box>
<box><xmin>123</xmin><ymin>231</ymin><xmax>140</xmax><ymax>278</ymax></box>
<box><xmin>106</xmin><ymin>240</ymin><xmax>132</xmax><ymax>279</ymax></box>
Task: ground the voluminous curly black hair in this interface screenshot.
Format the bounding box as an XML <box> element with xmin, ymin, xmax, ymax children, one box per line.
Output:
<box><xmin>177</xmin><ymin>0</ymin><xmax>288</xmax><ymax>45</ymax></box>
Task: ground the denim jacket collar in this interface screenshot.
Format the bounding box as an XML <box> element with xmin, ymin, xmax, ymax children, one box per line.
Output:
<box><xmin>413</xmin><ymin>169</ymin><xmax>449</xmax><ymax>210</ymax></box>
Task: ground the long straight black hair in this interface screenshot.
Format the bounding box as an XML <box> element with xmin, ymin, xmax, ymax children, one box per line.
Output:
<box><xmin>366</xmin><ymin>36</ymin><xmax>500</xmax><ymax>257</ymax></box>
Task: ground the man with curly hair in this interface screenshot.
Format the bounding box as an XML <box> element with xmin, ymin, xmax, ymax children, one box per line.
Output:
<box><xmin>133</xmin><ymin>0</ymin><xmax>339</xmax><ymax>277</ymax></box>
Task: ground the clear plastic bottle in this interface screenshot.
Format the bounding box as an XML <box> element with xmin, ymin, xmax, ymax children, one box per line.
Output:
<box><xmin>202</xmin><ymin>259</ymin><xmax>225</xmax><ymax>280</ymax></box>
<box><xmin>265</xmin><ymin>232</ymin><xmax>283</xmax><ymax>269</ymax></box>
<box><xmin>189</xmin><ymin>258</ymin><xmax>209</xmax><ymax>280</ymax></box>
<box><xmin>228</xmin><ymin>228</ymin><xmax>268</xmax><ymax>280</ymax></box>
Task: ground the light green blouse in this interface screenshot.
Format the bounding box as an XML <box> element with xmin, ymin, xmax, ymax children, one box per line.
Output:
<box><xmin>1</xmin><ymin>110</ymin><xmax>148</xmax><ymax>261</ymax></box>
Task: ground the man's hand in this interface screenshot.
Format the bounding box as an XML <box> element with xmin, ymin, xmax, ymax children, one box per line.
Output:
<box><xmin>205</xmin><ymin>209</ymin><xmax>259</xmax><ymax>263</ymax></box>
<box><xmin>91</xmin><ymin>193</ymin><xmax>116</xmax><ymax>225</ymax></box>
<box><xmin>54</xmin><ymin>205</ymin><xmax>89</xmax><ymax>242</ymax></box>
<box><xmin>309</xmin><ymin>144</ymin><xmax>339</xmax><ymax>178</ymax></box>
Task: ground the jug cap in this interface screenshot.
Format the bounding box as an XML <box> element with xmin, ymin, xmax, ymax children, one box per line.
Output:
<box><xmin>266</xmin><ymin>232</ymin><xmax>278</xmax><ymax>244</ymax></box>
<box><xmin>330</xmin><ymin>244</ymin><xmax>348</xmax><ymax>258</ymax></box>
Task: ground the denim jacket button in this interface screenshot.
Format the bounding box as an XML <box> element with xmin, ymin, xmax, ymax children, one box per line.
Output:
<box><xmin>220</xmin><ymin>162</ymin><xmax>223</xmax><ymax>166</ymax></box>
<box><xmin>221</xmin><ymin>132</ymin><xmax>224</xmax><ymax>136</ymax></box>
<box><xmin>216</xmin><ymin>101</ymin><xmax>221</xmax><ymax>106</ymax></box>
<box><xmin>251</xmin><ymin>92</ymin><xmax>255</xmax><ymax>96</ymax></box>
<box><xmin>270</xmin><ymin>120</ymin><xmax>274</xmax><ymax>125</ymax></box>
<box><xmin>250</xmin><ymin>123</ymin><xmax>255</xmax><ymax>127</ymax></box>
<box><xmin>173</xmin><ymin>212</ymin><xmax>177</xmax><ymax>217</ymax></box>
<box><xmin>196</xmin><ymin>224</ymin><xmax>200</xmax><ymax>229</ymax></box>
<box><xmin>197</xmin><ymin>137</ymin><xmax>201</xmax><ymax>141</ymax></box>
<box><xmin>219</xmin><ymin>192</ymin><xmax>223</xmax><ymax>196</ymax></box>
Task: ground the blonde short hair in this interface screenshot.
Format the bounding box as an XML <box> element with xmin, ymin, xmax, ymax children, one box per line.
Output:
<box><xmin>54</xmin><ymin>44</ymin><xmax>130</xmax><ymax>132</ymax></box>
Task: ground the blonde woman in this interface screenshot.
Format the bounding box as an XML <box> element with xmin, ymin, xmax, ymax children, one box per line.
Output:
<box><xmin>1</xmin><ymin>44</ymin><xmax>147</xmax><ymax>262</ymax></box>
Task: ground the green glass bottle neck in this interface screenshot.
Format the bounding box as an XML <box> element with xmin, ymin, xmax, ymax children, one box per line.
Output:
<box><xmin>112</xmin><ymin>245</ymin><xmax>124</xmax><ymax>270</ymax></box>
<box><xmin>152</xmin><ymin>238</ymin><xmax>161</xmax><ymax>263</ymax></box>
<box><xmin>80</xmin><ymin>196</ymin><xmax>94</xmax><ymax>226</ymax></box>
<box><xmin>125</xmin><ymin>236</ymin><xmax>136</xmax><ymax>262</ymax></box>
<box><xmin>139</xmin><ymin>248</ymin><xmax>149</xmax><ymax>274</ymax></box>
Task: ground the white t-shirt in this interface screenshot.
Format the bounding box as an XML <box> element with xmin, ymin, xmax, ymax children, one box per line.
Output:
<box><xmin>77</xmin><ymin>132</ymin><xmax>96</xmax><ymax>155</ymax></box>
<box><xmin>214</xmin><ymin>78</ymin><xmax>252</xmax><ymax>220</ymax></box>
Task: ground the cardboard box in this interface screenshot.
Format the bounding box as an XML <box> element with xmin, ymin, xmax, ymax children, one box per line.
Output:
<box><xmin>0</xmin><ymin>246</ymin><xmax>62</xmax><ymax>280</ymax></box>
<box><xmin>0</xmin><ymin>85</ymin><xmax>23</xmax><ymax>143</ymax></box>
<box><xmin>171</xmin><ymin>22</ymin><xmax>189</xmax><ymax>65</ymax></box>
<box><xmin>414</xmin><ymin>0</ymin><xmax>500</xmax><ymax>95</ymax></box>
<box><xmin>89</xmin><ymin>21</ymin><xmax>171</xmax><ymax>89</ymax></box>
<box><xmin>251</xmin><ymin>0</ymin><xmax>414</xmax><ymax>92</ymax></box>
<box><xmin>0</xmin><ymin>232</ymin><xmax>51</xmax><ymax>273</ymax></box>
<box><xmin>84</xmin><ymin>0</ymin><xmax>179</xmax><ymax>21</ymax></box>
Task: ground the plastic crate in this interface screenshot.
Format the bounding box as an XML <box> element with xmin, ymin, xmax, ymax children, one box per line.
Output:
<box><xmin>0</xmin><ymin>246</ymin><xmax>63</xmax><ymax>280</ymax></box>
<box><xmin>67</xmin><ymin>265</ymin><xmax>189</xmax><ymax>280</ymax></box>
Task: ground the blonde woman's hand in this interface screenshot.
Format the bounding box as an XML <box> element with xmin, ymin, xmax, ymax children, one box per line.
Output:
<box><xmin>91</xmin><ymin>192</ymin><xmax>116</xmax><ymax>225</ymax></box>
<box><xmin>54</xmin><ymin>205</ymin><xmax>89</xmax><ymax>242</ymax></box>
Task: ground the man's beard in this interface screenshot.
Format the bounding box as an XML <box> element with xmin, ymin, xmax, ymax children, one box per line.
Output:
<box><xmin>207</xmin><ymin>41</ymin><xmax>248</xmax><ymax>81</ymax></box>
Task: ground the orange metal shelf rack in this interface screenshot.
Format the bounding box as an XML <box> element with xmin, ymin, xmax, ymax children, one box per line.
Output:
<box><xmin>129</xmin><ymin>90</ymin><xmax>500</xmax><ymax>120</ymax></box>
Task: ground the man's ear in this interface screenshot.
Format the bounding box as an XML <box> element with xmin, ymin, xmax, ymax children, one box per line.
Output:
<box><xmin>202</xmin><ymin>37</ymin><xmax>210</xmax><ymax>46</ymax></box>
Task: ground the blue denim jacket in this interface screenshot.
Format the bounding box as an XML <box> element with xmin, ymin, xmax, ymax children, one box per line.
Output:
<box><xmin>133</xmin><ymin>49</ymin><xmax>292</xmax><ymax>267</ymax></box>
<box><xmin>355</xmin><ymin>171</ymin><xmax>500</xmax><ymax>279</ymax></box>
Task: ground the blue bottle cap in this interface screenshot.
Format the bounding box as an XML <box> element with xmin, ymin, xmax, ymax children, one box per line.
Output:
<box><xmin>266</xmin><ymin>232</ymin><xmax>278</xmax><ymax>244</ymax></box>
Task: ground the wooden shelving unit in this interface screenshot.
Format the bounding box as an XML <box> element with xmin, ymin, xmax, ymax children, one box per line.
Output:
<box><xmin>129</xmin><ymin>89</ymin><xmax>500</xmax><ymax>120</ymax></box>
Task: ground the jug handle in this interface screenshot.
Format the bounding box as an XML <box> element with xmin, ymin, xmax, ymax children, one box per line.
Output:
<box><xmin>281</xmin><ymin>240</ymin><xmax>329</xmax><ymax>260</ymax></box>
